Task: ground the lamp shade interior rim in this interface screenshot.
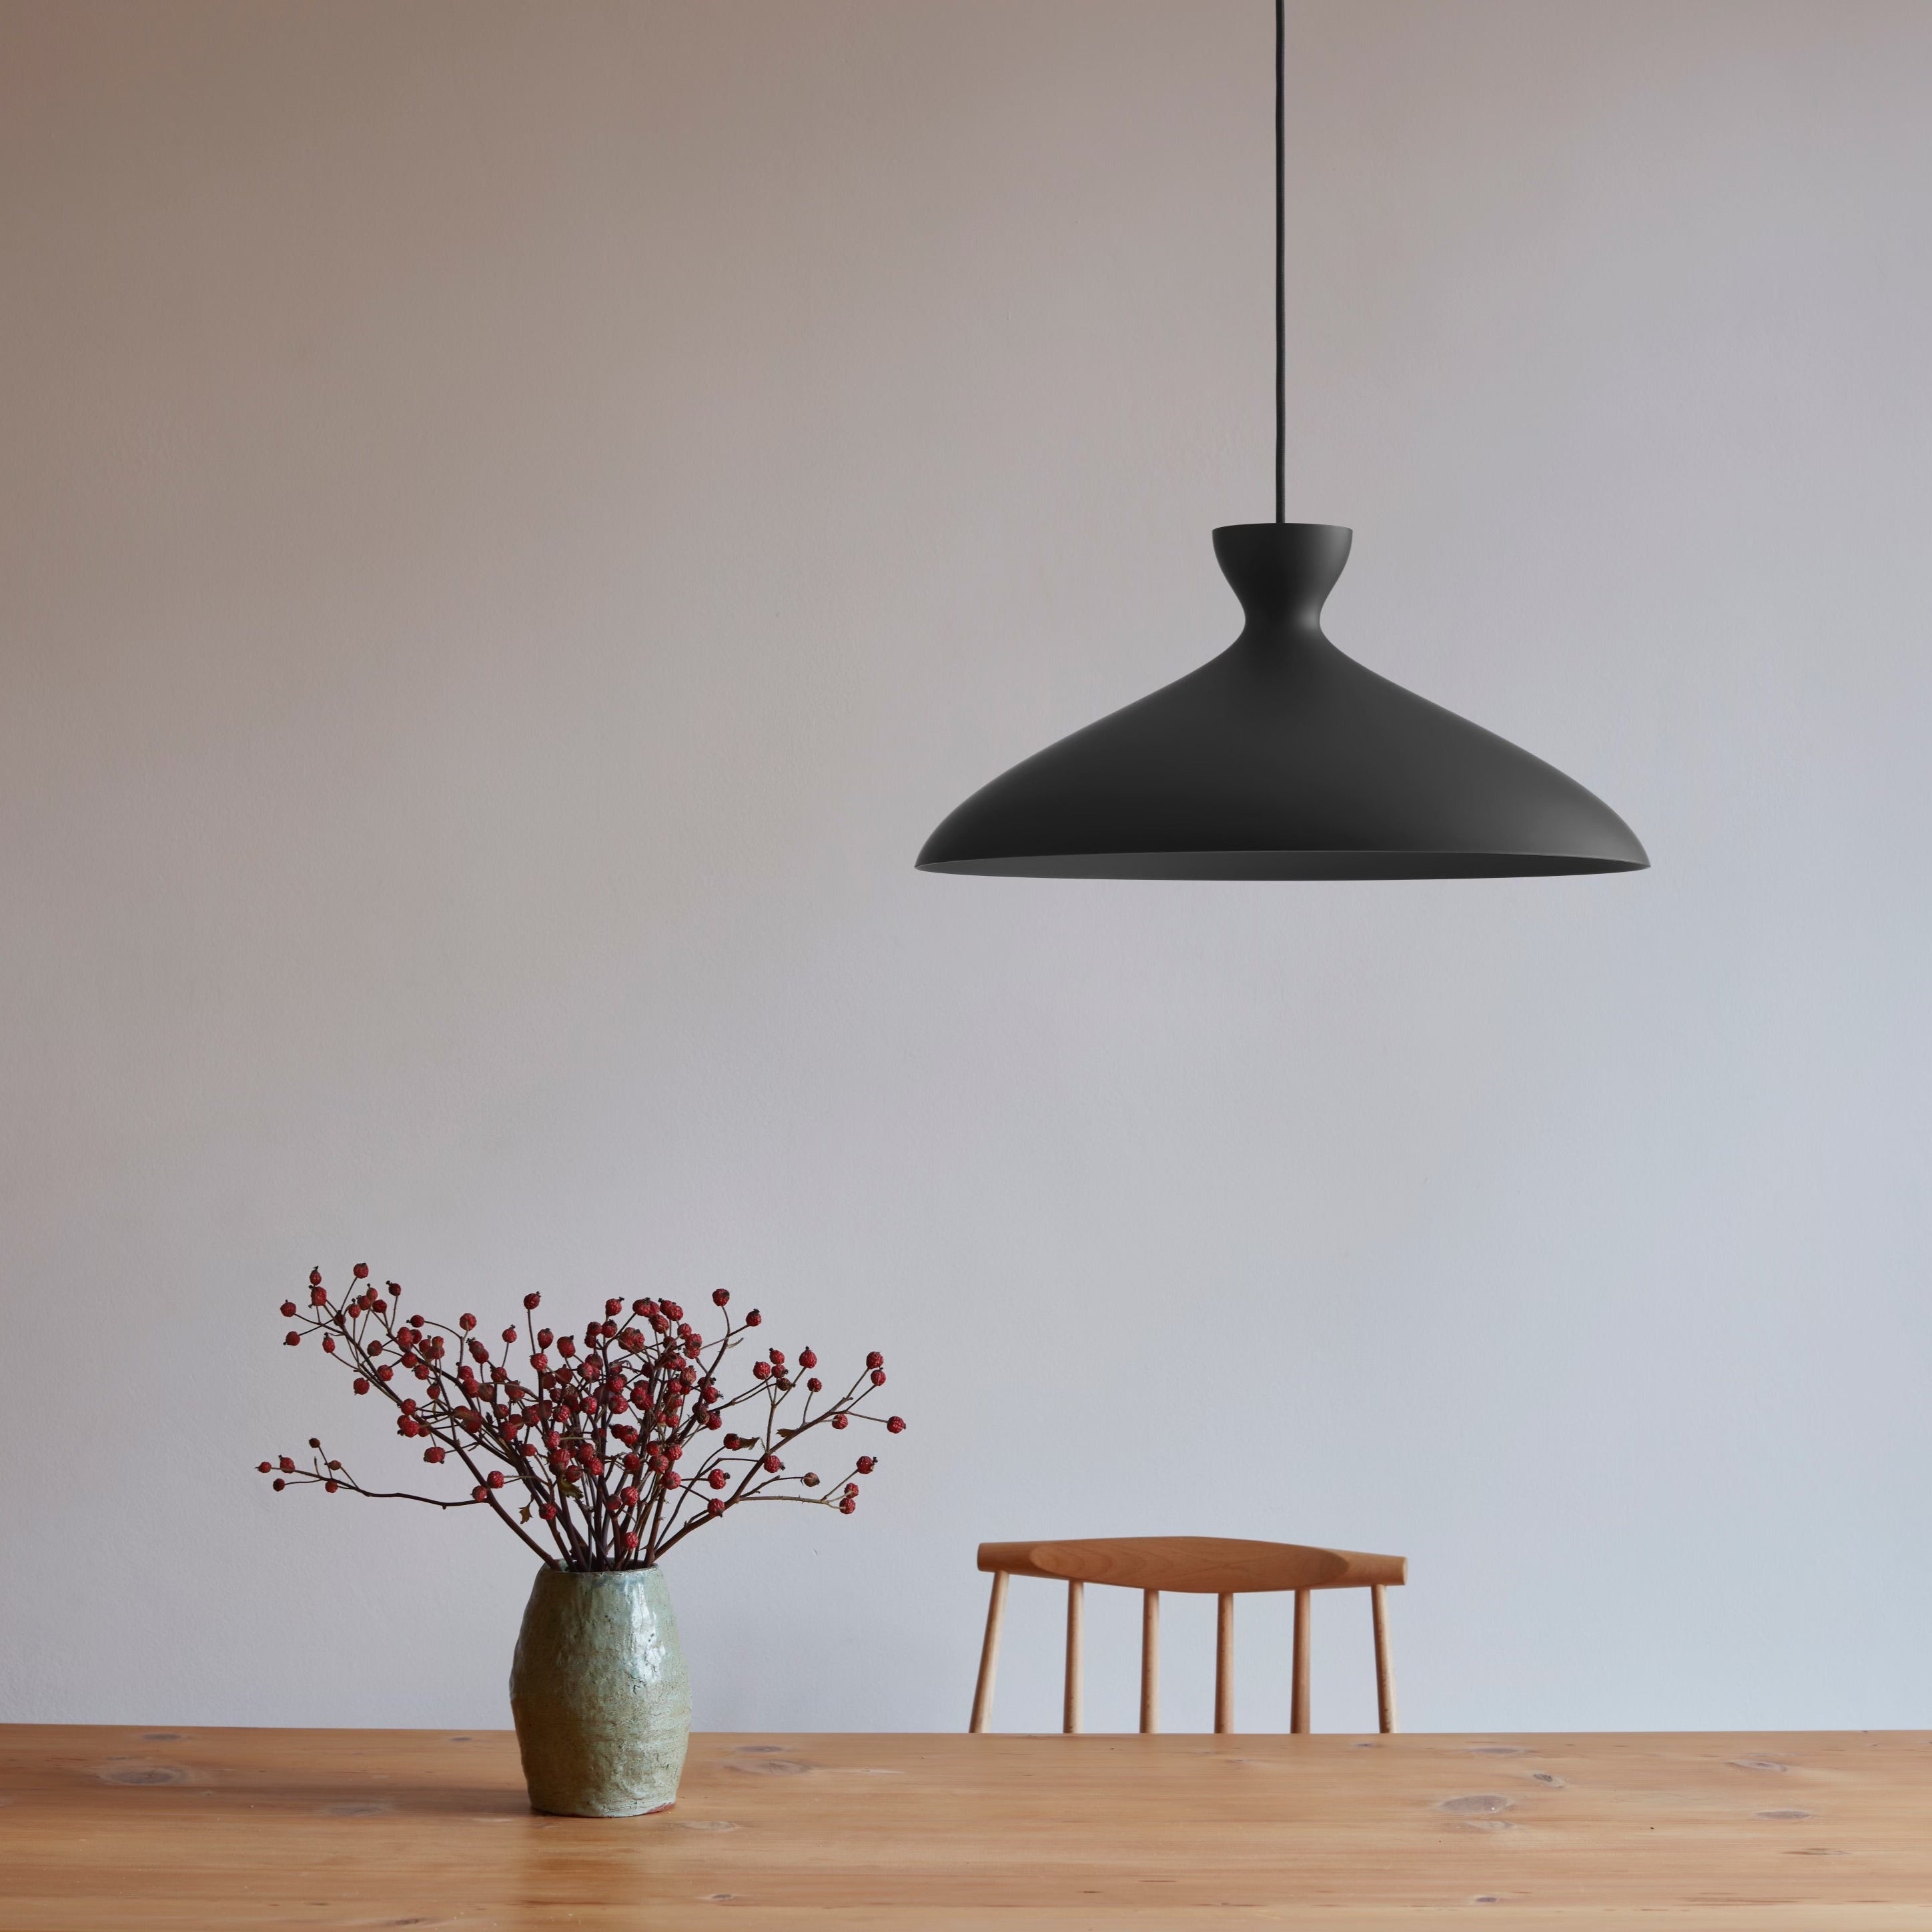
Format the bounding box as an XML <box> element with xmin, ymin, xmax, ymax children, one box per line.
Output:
<box><xmin>918</xmin><ymin>849</ymin><xmax>1650</xmax><ymax>879</ymax></box>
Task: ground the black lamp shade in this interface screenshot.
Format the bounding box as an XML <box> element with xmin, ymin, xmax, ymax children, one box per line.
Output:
<box><xmin>916</xmin><ymin>524</ymin><xmax>1648</xmax><ymax>880</ymax></box>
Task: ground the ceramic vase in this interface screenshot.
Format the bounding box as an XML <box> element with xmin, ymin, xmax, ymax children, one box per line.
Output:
<box><xmin>509</xmin><ymin>1565</ymin><xmax>690</xmax><ymax>1817</ymax></box>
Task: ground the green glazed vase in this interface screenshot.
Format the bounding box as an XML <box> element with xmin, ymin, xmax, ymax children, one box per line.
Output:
<box><xmin>509</xmin><ymin>1566</ymin><xmax>691</xmax><ymax>1817</ymax></box>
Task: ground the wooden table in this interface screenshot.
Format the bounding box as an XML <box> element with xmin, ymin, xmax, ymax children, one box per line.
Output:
<box><xmin>4</xmin><ymin>1726</ymin><xmax>1931</xmax><ymax>1929</ymax></box>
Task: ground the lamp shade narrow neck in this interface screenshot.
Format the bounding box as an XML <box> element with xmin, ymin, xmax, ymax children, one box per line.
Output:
<box><xmin>1215</xmin><ymin>522</ymin><xmax>1350</xmax><ymax>633</ymax></box>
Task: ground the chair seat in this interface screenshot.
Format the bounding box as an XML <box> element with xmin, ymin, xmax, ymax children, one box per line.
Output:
<box><xmin>977</xmin><ymin>1535</ymin><xmax>1406</xmax><ymax>1595</ymax></box>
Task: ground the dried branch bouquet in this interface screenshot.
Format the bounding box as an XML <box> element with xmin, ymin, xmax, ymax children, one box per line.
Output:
<box><xmin>258</xmin><ymin>1266</ymin><xmax>903</xmax><ymax>1569</ymax></box>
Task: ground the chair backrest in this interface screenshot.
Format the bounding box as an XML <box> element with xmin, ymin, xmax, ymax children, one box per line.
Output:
<box><xmin>969</xmin><ymin>1536</ymin><xmax>1406</xmax><ymax>1737</ymax></box>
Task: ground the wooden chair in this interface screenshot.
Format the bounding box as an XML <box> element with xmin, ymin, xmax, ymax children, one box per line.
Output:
<box><xmin>968</xmin><ymin>1536</ymin><xmax>1406</xmax><ymax>1736</ymax></box>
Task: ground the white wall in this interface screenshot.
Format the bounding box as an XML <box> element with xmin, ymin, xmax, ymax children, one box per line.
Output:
<box><xmin>3</xmin><ymin>0</ymin><xmax>1930</xmax><ymax>1737</ymax></box>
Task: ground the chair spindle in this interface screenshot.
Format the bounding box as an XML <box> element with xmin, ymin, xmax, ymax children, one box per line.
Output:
<box><xmin>969</xmin><ymin>1570</ymin><xmax>1008</xmax><ymax>1734</ymax></box>
<box><xmin>1371</xmin><ymin>1582</ymin><xmax>1397</xmax><ymax>1734</ymax></box>
<box><xmin>1290</xmin><ymin>1587</ymin><xmax>1312</xmax><ymax>1734</ymax></box>
<box><xmin>1063</xmin><ymin>1580</ymin><xmax>1084</xmax><ymax>1734</ymax></box>
<box><xmin>1214</xmin><ymin>1593</ymin><xmax>1235</xmax><ymax>1733</ymax></box>
<box><xmin>1139</xmin><ymin>1590</ymin><xmax>1160</xmax><ymax>1733</ymax></box>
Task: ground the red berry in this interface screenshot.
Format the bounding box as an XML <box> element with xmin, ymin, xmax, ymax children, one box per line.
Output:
<box><xmin>353</xmin><ymin>1377</ymin><xmax>370</xmax><ymax>1395</ymax></box>
<box><xmin>839</xmin><ymin>1498</ymin><xmax>855</xmax><ymax>1515</ymax></box>
<box><xmin>540</xmin><ymin>1504</ymin><xmax>558</xmax><ymax>1522</ymax></box>
<box><xmin>622</xmin><ymin>1532</ymin><xmax>640</xmax><ymax>1552</ymax></box>
<box><xmin>763</xmin><ymin>1454</ymin><xmax>782</xmax><ymax>1473</ymax></box>
<box><xmin>487</xmin><ymin>1471</ymin><xmax>504</xmax><ymax>1489</ymax></box>
<box><xmin>308</xmin><ymin>1268</ymin><xmax>322</xmax><ymax>1286</ymax></box>
<box><xmin>502</xmin><ymin>1328</ymin><xmax>517</xmax><ymax>1344</ymax></box>
<box><xmin>257</xmin><ymin>1461</ymin><xmax>272</xmax><ymax>1473</ymax></box>
<box><xmin>377</xmin><ymin>1366</ymin><xmax>394</xmax><ymax>1382</ymax></box>
<box><xmin>459</xmin><ymin>1313</ymin><xmax>476</xmax><ymax>1331</ymax></box>
<box><xmin>424</xmin><ymin>1447</ymin><xmax>445</xmax><ymax>1463</ymax></box>
<box><xmin>887</xmin><ymin>1416</ymin><xmax>906</xmax><ymax>1434</ymax></box>
<box><xmin>745</xmin><ymin>1309</ymin><xmax>761</xmax><ymax>1328</ymax></box>
<box><xmin>753</xmin><ymin>1362</ymin><xmax>771</xmax><ymax>1381</ymax></box>
<box><xmin>278</xmin><ymin>1456</ymin><xmax>296</xmax><ymax>1473</ymax></box>
<box><xmin>807</xmin><ymin>1377</ymin><xmax>823</xmax><ymax>1393</ymax></box>
<box><xmin>867</xmin><ymin>1352</ymin><xmax>883</xmax><ymax>1370</ymax></box>
<box><xmin>321</xmin><ymin>1336</ymin><xmax>336</xmax><ymax>1354</ymax></box>
<box><xmin>707</xmin><ymin>1469</ymin><xmax>727</xmax><ymax>1490</ymax></box>
<box><xmin>472</xmin><ymin>1486</ymin><xmax>488</xmax><ymax>1502</ymax></box>
<box><xmin>769</xmin><ymin>1349</ymin><xmax>786</xmax><ymax>1368</ymax></box>
<box><xmin>662</xmin><ymin>1302</ymin><xmax>682</xmax><ymax>1322</ymax></box>
<box><xmin>558</xmin><ymin>1336</ymin><xmax>576</xmax><ymax>1358</ymax></box>
<box><xmin>844</xmin><ymin>1482</ymin><xmax>859</xmax><ymax>1497</ymax></box>
<box><xmin>870</xmin><ymin>1368</ymin><xmax>887</xmax><ymax>1386</ymax></box>
<box><xmin>604</xmin><ymin>1298</ymin><xmax>622</xmax><ymax>1317</ymax></box>
<box><xmin>857</xmin><ymin>1456</ymin><xmax>877</xmax><ymax>1474</ymax></box>
<box><xmin>284</xmin><ymin>1332</ymin><xmax>300</xmax><ymax>1347</ymax></box>
<box><xmin>711</xmin><ymin>1289</ymin><xmax>730</xmax><ymax>1308</ymax></box>
<box><xmin>524</xmin><ymin>1292</ymin><xmax>541</xmax><ymax>1310</ymax></box>
<box><xmin>353</xmin><ymin>1264</ymin><xmax>369</xmax><ymax>1279</ymax></box>
<box><xmin>272</xmin><ymin>1478</ymin><xmax>286</xmax><ymax>1491</ymax></box>
<box><xmin>324</xmin><ymin>1480</ymin><xmax>339</xmax><ymax>1494</ymax></box>
<box><xmin>309</xmin><ymin>1287</ymin><xmax>327</xmax><ymax>1306</ymax></box>
<box><xmin>832</xmin><ymin>1414</ymin><xmax>849</xmax><ymax>1430</ymax></box>
<box><xmin>280</xmin><ymin>1302</ymin><xmax>297</xmax><ymax>1318</ymax></box>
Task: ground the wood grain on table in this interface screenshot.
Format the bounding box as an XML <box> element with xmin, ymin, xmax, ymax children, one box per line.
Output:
<box><xmin>3</xmin><ymin>1725</ymin><xmax>1931</xmax><ymax>1929</ymax></box>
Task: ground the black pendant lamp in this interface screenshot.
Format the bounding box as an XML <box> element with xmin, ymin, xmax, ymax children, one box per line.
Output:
<box><xmin>917</xmin><ymin>3</ymin><xmax>1647</xmax><ymax>882</ymax></box>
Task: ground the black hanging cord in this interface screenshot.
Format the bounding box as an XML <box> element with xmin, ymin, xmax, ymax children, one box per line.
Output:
<box><xmin>1274</xmin><ymin>0</ymin><xmax>1286</xmax><ymax>523</ymax></box>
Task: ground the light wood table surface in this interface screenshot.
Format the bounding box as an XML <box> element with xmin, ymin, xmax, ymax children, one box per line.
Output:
<box><xmin>4</xmin><ymin>1725</ymin><xmax>1931</xmax><ymax>1929</ymax></box>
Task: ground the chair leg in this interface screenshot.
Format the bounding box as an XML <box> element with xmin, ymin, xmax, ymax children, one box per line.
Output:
<box><xmin>1214</xmin><ymin>1592</ymin><xmax>1235</xmax><ymax>1733</ymax></box>
<box><xmin>969</xmin><ymin>1572</ymin><xmax>1008</xmax><ymax>1734</ymax></box>
<box><xmin>1371</xmin><ymin>1583</ymin><xmax>1397</xmax><ymax>1735</ymax></box>
<box><xmin>1290</xmin><ymin>1588</ymin><xmax>1312</xmax><ymax>1734</ymax></box>
<box><xmin>1063</xmin><ymin>1580</ymin><xmax>1085</xmax><ymax>1734</ymax></box>
<box><xmin>1139</xmin><ymin>1590</ymin><xmax>1160</xmax><ymax>1734</ymax></box>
